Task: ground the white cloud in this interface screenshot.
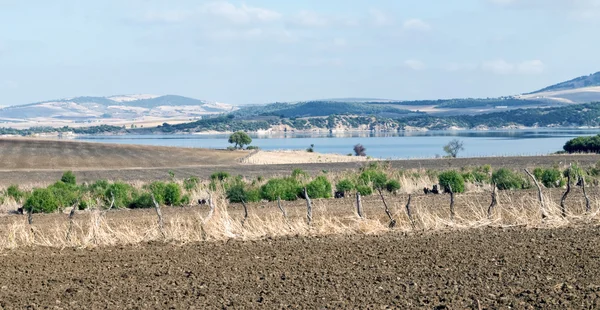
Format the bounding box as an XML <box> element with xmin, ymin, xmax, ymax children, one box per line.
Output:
<box><xmin>516</xmin><ymin>60</ymin><xmax>545</xmax><ymax>74</ymax></box>
<box><xmin>404</xmin><ymin>59</ymin><xmax>425</xmax><ymax>71</ymax></box>
<box><xmin>291</xmin><ymin>10</ymin><xmax>329</xmax><ymax>27</ymax></box>
<box><xmin>370</xmin><ymin>9</ymin><xmax>393</xmax><ymax>26</ymax></box>
<box><xmin>403</xmin><ymin>18</ymin><xmax>431</xmax><ymax>31</ymax></box>
<box><xmin>201</xmin><ymin>1</ymin><xmax>281</xmax><ymax>24</ymax></box>
<box><xmin>482</xmin><ymin>59</ymin><xmax>545</xmax><ymax>75</ymax></box>
<box><xmin>443</xmin><ymin>62</ymin><xmax>478</xmax><ymax>72</ymax></box>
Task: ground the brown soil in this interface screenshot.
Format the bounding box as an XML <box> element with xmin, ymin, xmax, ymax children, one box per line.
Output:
<box><xmin>0</xmin><ymin>226</ymin><xmax>598</xmax><ymax>308</ymax></box>
<box><xmin>0</xmin><ymin>137</ymin><xmax>599</xmax><ymax>186</ymax></box>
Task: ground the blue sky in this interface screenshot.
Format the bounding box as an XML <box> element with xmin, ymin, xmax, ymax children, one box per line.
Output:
<box><xmin>1</xmin><ymin>0</ymin><xmax>599</xmax><ymax>106</ymax></box>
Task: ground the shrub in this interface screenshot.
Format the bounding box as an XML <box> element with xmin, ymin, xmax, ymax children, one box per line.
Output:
<box><xmin>533</xmin><ymin>167</ymin><xmax>544</xmax><ymax>182</ymax></box>
<box><xmin>385</xmin><ymin>180</ymin><xmax>401</xmax><ymax>193</ymax></box>
<box><xmin>105</xmin><ymin>182</ymin><xmax>137</xmax><ymax>208</ymax></box>
<box><xmin>356</xmin><ymin>185</ymin><xmax>373</xmax><ymax>196</ymax></box>
<box><xmin>183</xmin><ymin>176</ymin><xmax>200</xmax><ymax>192</ymax></box>
<box><xmin>354</xmin><ymin>144</ymin><xmax>366</xmax><ymax>156</ymax></box>
<box><xmin>88</xmin><ymin>180</ymin><xmax>110</xmax><ymax>199</ymax></box>
<box><xmin>130</xmin><ymin>193</ymin><xmax>155</xmax><ymax>209</ymax></box>
<box><xmin>146</xmin><ymin>181</ymin><xmax>167</xmax><ymax>204</ymax></box>
<box><xmin>210</xmin><ymin>171</ymin><xmax>230</xmax><ymax>182</ymax></box>
<box><xmin>6</xmin><ymin>185</ymin><xmax>24</xmax><ymax>202</ymax></box>
<box><xmin>541</xmin><ymin>168</ymin><xmax>564</xmax><ymax>188</ymax></box>
<box><xmin>306</xmin><ymin>176</ymin><xmax>332</xmax><ymax>199</ymax></box>
<box><xmin>260</xmin><ymin>178</ymin><xmax>302</xmax><ymax>201</ymax></box>
<box><xmin>48</xmin><ymin>181</ymin><xmax>80</xmax><ymax>209</ymax></box>
<box><xmin>180</xmin><ymin>194</ymin><xmax>191</xmax><ymax>205</ymax></box>
<box><xmin>359</xmin><ymin>170</ymin><xmax>386</xmax><ymax>187</ymax></box>
<box><xmin>226</xmin><ymin>182</ymin><xmax>246</xmax><ymax>203</ymax></box>
<box><xmin>438</xmin><ymin>170</ymin><xmax>465</xmax><ymax>193</ymax></box>
<box><xmin>291</xmin><ymin>168</ymin><xmax>309</xmax><ymax>179</ymax></box>
<box><xmin>246</xmin><ymin>145</ymin><xmax>260</xmax><ymax>150</ymax></box>
<box><xmin>61</xmin><ymin>171</ymin><xmax>77</xmax><ymax>185</ymax></box>
<box><xmin>336</xmin><ymin>179</ymin><xmax>355</xmax><ymax>193</ymax></box>
<box><xmin>24</xmin><ymin>188</ymin><xmax>60</xmax><ymax>213</ymax></box>
<box><xmin>164</xmin><ymin>183</ymin><xmax>182</xmax><ymax>206</ymax></box>
<box><xmin>492</xmin><ymin>168</ymin><xmax>527</xmax><ymax>190</ymax></box>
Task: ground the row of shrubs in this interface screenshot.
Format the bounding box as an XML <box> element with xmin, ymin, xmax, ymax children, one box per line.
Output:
<box><xmin>2</xmin><ymin>163</ymin><xmax>598</xmax><ymax>214</ymax></box>
<box><xmin>1</xmin><ymin>171</ymin><xmax>198</xmax><ymax>214</ymax></box>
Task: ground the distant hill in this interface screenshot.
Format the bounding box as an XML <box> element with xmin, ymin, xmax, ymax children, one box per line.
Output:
<box><xmin>529</xmin><ymin>71</ymin><xmax>600</xmax><ymax>94</ymax></box>
<box><xmin>0</xmin><ymin>94</ymin><xmax>236</xmax><ymax>122</ymax></box>
<box><xmin>232</xmin><ymin>101</ymin><xmax>421</xmax><ymax>118</ymax></box>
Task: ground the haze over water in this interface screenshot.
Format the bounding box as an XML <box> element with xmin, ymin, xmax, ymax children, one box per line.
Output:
<box><xmin>76</xmin><ymin>129</ymin><xmax>600</xmax><ymax>159</ymax></box>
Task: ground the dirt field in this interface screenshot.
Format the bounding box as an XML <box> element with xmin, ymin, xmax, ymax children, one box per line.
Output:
<box><xmin>0</xmin><ymin>138</ymin><xmax>599</xmax><ymax>186</ymax></box>
<box><xmin>0</xmin><ymin>226</ymin><xmax>598</xmax><ymax>308</ymax></box>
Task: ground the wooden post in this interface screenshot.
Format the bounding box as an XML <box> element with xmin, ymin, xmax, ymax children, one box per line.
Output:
<box><xmin>378</xmin><ymin>189</ymin><xmax>396</xmax><ymax>228</ymax></box>
<box><xmin>356</xmin><ymin>192</ymin><xmax>364</xmax><ymax>219</ymax></box>
<box><xmin>241</xmin><ymin>199</ymin><xmax>249</xmax><ymax>226</ymax></box>
<box><xmin>277</xmin><ymin>196</ymin><xmax>288</xmax><ymax>219</ymax></box>
<box><xmin>65</xmin><ymin>201</ymin><xmax>78</xmax><ymax>242</ymax></box>
<box><xmin>581</xmin><ymin>176</ymin><xmax>591</xmax><ymax>213</ymax></box>
<box><xmin>448</xmin><ymin>185</ymin><xmax>455</xmax><ymax>221</ymax></box>
<box><xmin>27</xmin><ymin>206</ymin><xmax>33</xmax><ymax>225</ymax></box>
<box><xmin>524</xmin><ymin>169</ymin><xmax>547</xmax><ymax>219</ymax></box>
<box><xmin>487</xmin><ymin>183</ymin><xmax>498</xmax><ymax>219</ymax></box>
<box><xmin>151</xmin><ymin>194</ymin><xmax>166</xmax><ymax>239</ymax></box>
<box><xmin>560</xmin><ymin>165</ymin><xmax>571</xmax><ymax>218</ymax></box>
<box><xmin>304</xmin><ymin>188</ymin><xmax>312</xmax><ymax>225</ymax></box>
<box><xmin>405</xmin><ymin>194</ymin><xmax>415</xmax><ymax>230</ymax></box>
<box><xmin>205</xmin><ymin>192</ymin><xmax>215</xmax><ymax>223</ymax></box>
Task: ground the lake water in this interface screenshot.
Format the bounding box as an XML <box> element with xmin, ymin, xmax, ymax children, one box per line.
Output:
<box><xmin>76</xmin><ymin>129</ymin><xmax>600</xmax><ymax>159</ymax></box>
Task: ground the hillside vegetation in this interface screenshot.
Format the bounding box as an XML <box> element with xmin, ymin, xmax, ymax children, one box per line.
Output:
<box><xmin>529</xmin><ymin>71</ymin><xmax>600</xmax><ymax>94</ymax></box>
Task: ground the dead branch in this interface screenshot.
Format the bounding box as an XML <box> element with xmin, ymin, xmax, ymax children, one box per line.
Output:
<box><xmin>448</xmin><ymin>185</ymin><xmax>455</xmax><ymax>221</ymax></box>
<box><xmin>65</xmin><ymin>200</ymin><xmax>79</xmax><ymax>242</ymax></box>
<box><xmin>241</xmin><ymin>199</ymin><xmax>249</xmax><ymax>226</ymax></box>
<box><xmin>524</xmin><ymin>168</ymin><xmax>548</xmax><ymax>219</ymax></box>
<box><xmin>277</xmin><ymin>196</ymin><xmax>288</xmax><ymax>219</ymax></box>
<box><xmin>205</xmin><ymin>192</ymin><xmax>215</xmax><ymax>223</ymax></box>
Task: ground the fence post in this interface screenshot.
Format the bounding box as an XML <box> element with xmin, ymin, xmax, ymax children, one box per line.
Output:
<box><xmin>205</xmin><ymin>192</ymin><xmax>215</xmax><ymax>223</ymax></box>
<box><xmin>378</xmin><ymin>189</ymin><xmax>396</xmax><ymax>228</ymax></box>
<box><xmin>65</xmin><ymin>201</ymin><xmax>79</xmax><ymax>242</ymax></box>
<box><xmin>560</xmin><ymin>165</ymin><xmax>572</xmax><ymax>218</ymax></box>
<box><xmin>277</xmin><ymin>196</ymin><xmax>288</xmax><ymax>219</ymax></box>
<box><xmin>524</xmin><ymin>169</ymin><xmax>548</xmax><ymax>219</ymax></box>
<box><xmin>581</xmin><ymin>176</ymin><xmax>591</xmax><ymax>213</ymax></box>
<box><xmin>356</xmin><ymin>192</ymin><xmax>364</xmax><ymax>219</ymax></box>
<box><xmin>405</xmin><ymin>194</ymin><xmax>415</xmax><ymax>230</ymax></box>
<box><xmin>448</xmin><ymin>185</ymin><xmax>455</xmax><ymax>221</ymax></box>
<box><xmin>304</xmin><ymin>188</ymin><xmax>312</xmax><ymax>225</ymax></box>
<box><xmin>151</xmin><ymin>194</ymin><xmax>166</xmax><ymax>239</ymax></box>
<box><xmin>241</xmin><ymin>199</ymin><xmax>249</xmax><ymax>226</ymax></box>
<box><xmin>487</xmin><ymin>183</ymin><xmax>498</xmax><ymax>219</ymax></box>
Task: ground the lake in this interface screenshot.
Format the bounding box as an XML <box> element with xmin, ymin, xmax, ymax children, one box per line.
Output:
<box><xmin>76</xmin><ymin>129</ymin><xmax>600</xmax><ymax>159</ymax></box>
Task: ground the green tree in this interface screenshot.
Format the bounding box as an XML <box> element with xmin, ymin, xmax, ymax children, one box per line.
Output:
<box><xmin>443</xmin><ymin>139</ymin><xmax>464</xmax><ymax>158</ymax></box>
<box><xmin>228</xmin><ymin>131</ymin><xmax>252</xmax><ymax>149</ymax></box>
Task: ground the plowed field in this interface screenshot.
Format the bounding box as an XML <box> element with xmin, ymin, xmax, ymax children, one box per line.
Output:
<box><xmin>1</xmin><ymin>226</ymin><xmax>599</xmax><ymax>308</ymax></box>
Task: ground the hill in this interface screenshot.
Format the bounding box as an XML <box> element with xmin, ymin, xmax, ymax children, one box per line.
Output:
<box><xmin>529</xmin><ymin>72</ymin><xmax>600</xmax><ymax>94</ymax></box>
<box><xmin>0</xmin><ymin>94</ymin><xmax>236</xmax><ymax>127</ymax></box>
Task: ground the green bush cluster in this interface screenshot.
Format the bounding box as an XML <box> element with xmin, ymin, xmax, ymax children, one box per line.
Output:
<box><xmin>533</xmin><ymin>168</ymin><xmax>564</xmax><ymax>188</ymax></box>
<box><xmin>492</xmin><ymin>168</ymin><xmax>529</xmax><ymax>190</ymax></box>
<box><xmin>438</xmin><ymin>171</ymin><xmax>465</xmax><ymax>193</ymax></box>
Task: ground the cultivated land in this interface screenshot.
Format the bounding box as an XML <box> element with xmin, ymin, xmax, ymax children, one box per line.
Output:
<box><xmin>0</xmin><ymin>138</ymin><xmax>598</xmax><ymax>186</ymax></box>
<box><xmin>2</xmin><ymin>138</ymin><xmax>600</xmax><ymax>308</ymax></box>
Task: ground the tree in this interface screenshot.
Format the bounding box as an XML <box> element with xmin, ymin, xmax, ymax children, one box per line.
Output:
<box><xmin>443</xmin><ymin>139</ymin><xmax>464</xmax><ymax>158</ymax></box>
<box><xmin>354</xmin><ymin>144</ymin><xmax>366</xmax><ymax>156</ymax></box>
<box><xmin>228</xmin><ymin>131</ymin><xmax>252</xmax><ymax>149</ymax></box>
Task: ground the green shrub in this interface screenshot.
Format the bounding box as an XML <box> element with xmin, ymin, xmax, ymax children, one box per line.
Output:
<box><xmin>359</xmin><ymin>169</ymin><xmax>388</xmax><ymax>190</ymax></box>
<box><xmin>24</xmin><ymin>188</ymin><xmax>60</xmax><ymax>213</ymax></box>
<box><xmin>291</xmin><ymin>168</ymin><xmax>309</xmax><ymax>179</ymax></box>
<box><xmin>6</xmin><ymin>185</ymin><xmax>24</xmax><ymax>202</ymax></box>
<box><xmin>106</xmin><ymin>182</ymin><xmax>137</xmax><ymax>208</ymax></box>
<box><xmin>246</xmin><ymin>145</ymin><xmax>260</xmax><ymax>150</ymax></box>
<box><xmin>180</xmin><ymin>194</ymin><xmax>191</xmax><ymax>205</ymax></box>
<box><xmin>210</xmin><ymin>171</ymin><xmax>230</xmax><ymax>182</ymax></box>
<box><xmin>533</xmin><ymin>168</ymin><xmax>544</xmax><ymax>182</ymax></box>
<box><xmin>541</xmin><ymin>168</ymin><xmax>564</xmax><ymax>188</ymax></box>
<box><xmin>130</xmin><ymin>193</ymin><xmax>155</xmax><ymax>209</ymax></box>
<box><xmin>61</xmin><ymin>171</ymin><xmax>77</xmax><ymax>185</ymax></box>
<box><xmin>164</xmin><ymin>183</ymin><xmax>182</xmax><ymax>206</ymax></box>
<box><xmin>183</xmin><ymin>176</ymin><xmax>200</xmax><ymax>192</ymax></box>
<box><xmin>48</xmin><ymin>181</ymin><xmax>80</xmax><ymax>209</ymax></box>
<box><xmin>356</xmin><ymin>185</ymin><xmax>373</xmax><ymax>196</ymax></box>
<box><xmin>385</xmin><ymin>180</ymin><xmax>401</xmax><ymax>193</ymax></box>
<box><xmin>226</xmin><ymin>182</ymin><xmax>246</xmax><ymax>203</ymax></box>
<box><xmin>245</xmin><ymin>188</ymin><xmax>261</xmax><ymax>202</ymax></box>
<box><xmin>88</xmin><ymin>180</ymin><xmax>110</xmax><ymax>199</ymax></box>
<box><xmin>78</xmin><ymin>200</ymin><xmax>90</xmax><ymax>210</ymax></box>
<box><xmin>336</xmin><ymin>179</ymin><xmax>355</xmax><ymax>193</ymax></box>
<box><xmin>492</xmin><ymin>168</ymin><xmax>527</xmax><ymax>190</ymax></box>
<box><xmin>260</xmin><ymin>178</ymin><xmax>302</xmax><ymax>201</ymax></box>
<box><xmin>438</xmin><ymin>170</ymin><xmax>465</xmax><ymax>193</ymax></box>
<box><xmin>306</xmin><ymin>176</ymin><xmax>332</xmax><ymax>199</ymax></box>
<box><xmin>146</xmin><ymin>181</ymin><xmax>167</xmax><ymax>204</ymax></box>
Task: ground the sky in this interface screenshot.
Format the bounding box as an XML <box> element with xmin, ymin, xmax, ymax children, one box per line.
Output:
<box><xmin>1</xmin><ymin>0</ymin><xmax>600</xmax><ymax>106</ymax></box>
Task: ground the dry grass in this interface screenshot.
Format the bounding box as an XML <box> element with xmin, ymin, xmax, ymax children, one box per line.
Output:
<box><xmin>0</xmin><ymin>186</ymin><xmax>598</xmax><ymax>251</ymax></box>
